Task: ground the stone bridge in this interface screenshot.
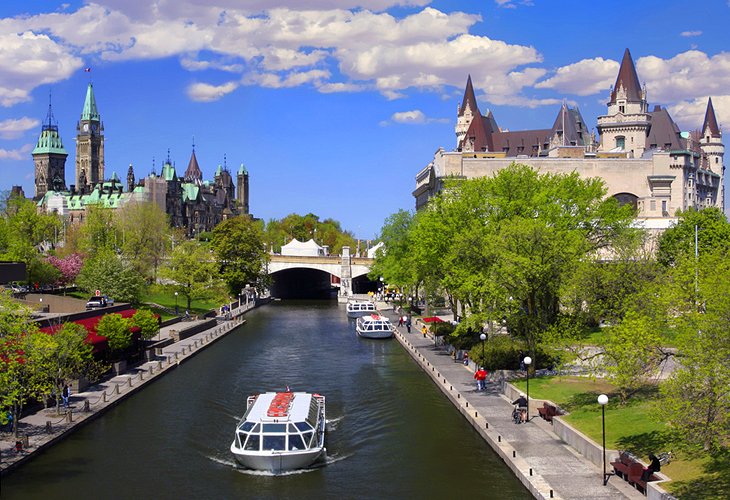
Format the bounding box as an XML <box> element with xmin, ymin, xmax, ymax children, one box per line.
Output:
<box><xmin>267</xmin><ymin>246</ymin><xmax>374</xmax><ymax>300</ymax></box>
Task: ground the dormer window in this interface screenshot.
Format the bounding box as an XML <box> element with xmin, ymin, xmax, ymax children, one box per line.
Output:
<box><xmin>619</xmin><ymin>105</ymin><xmax>625</xmax><ymax>113</ymax></box>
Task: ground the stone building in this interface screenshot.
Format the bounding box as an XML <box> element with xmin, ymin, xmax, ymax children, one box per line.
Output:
<box><xmin>414</xmin><ymin>49</ymin><xmax>725</xmax><ymax>229</ymax></box>
<box><xmin>33</xmin><ymin>83</ymin><xmax>251</xmax><ymax>235</ymax></box>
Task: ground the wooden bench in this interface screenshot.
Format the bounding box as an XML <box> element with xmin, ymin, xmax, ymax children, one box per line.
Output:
<box><xmin>537</xmin><ymin>402</ymin><xmax>560</xmax><ymax>422</ymax></box>
<box><xmin>610</xmin><ymin>451</ymin><xmax>660</xmax><ymax>495</ymax></box>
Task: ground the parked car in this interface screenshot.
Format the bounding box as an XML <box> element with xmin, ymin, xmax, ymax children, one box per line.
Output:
<box><xmin>86</xmin><ymin>296</ymin><xmax>108</xmax><ymax>309</ymax></box>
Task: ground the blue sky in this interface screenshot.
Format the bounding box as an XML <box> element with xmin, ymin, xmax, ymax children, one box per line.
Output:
<box><xmin>0</xmin><ymin>0</ymin><xmax>728</xmax><ymax>238</ymax></box>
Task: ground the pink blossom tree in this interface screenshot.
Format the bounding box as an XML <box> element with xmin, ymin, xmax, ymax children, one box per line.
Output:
<box><xmin>47</xmin><ymin>253</ymin><xmax>83</xmax><ymax>288</ymax></box>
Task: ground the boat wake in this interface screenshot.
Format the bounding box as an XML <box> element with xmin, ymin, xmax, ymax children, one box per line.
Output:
<box><xmin>207</xmin><ymin>454</ymin><xmax>238</xmax><ymax>468</ymax></box>
<box><xmin>325</xmin><ymin>415</ymin><xmax>344</xmax><ymax>430</ymax></box>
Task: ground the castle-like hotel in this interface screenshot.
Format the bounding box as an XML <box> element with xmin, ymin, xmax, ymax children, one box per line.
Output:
<box><xmin>414</xmin><ymin>49</ymin><xmax>725</xmax><ymax>228</ymax></box>
<box><xmin>29</xmin><ymin>83</ymin><xmax>250</xmax><ymax>237</ymax></box>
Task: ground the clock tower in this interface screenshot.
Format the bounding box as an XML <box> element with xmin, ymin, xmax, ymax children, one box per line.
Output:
<box><xmin>75</xmin><ymin>83</ymin><xmax>104</xmax><ymax>191</ymax></box>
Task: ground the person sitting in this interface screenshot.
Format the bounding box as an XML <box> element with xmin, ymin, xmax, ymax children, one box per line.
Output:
<box><xmin>512</xmin><ymin>393</ymin><xmax>528</xmax><ymax>423</ymax></box>
<box><xmin>641</xmin><ymin>454</ymin><xmax>661</xmax><ymax>481</ymax></box>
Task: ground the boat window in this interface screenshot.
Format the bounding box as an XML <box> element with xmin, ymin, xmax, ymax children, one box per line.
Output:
<box><xmin>288</xmin><ymin>434</ymin><xmax>305</xmax><ymax>450</ymax></box>
<box><xmin>244</xmin><ymin>433</ymin><xmax>260</xmax><ymax>451</ymax></box>
<box><xmin>240</xmin><ymin>421</ymin><xmax>255</xmax><ymax>432</ymax></box>
<box><xmin>263</xmin><ymin>435</ymin><xmax>286</xmax><ymax>451</ymax></box>
<box><xmin>295</xmin><ymin>422</ymin><xmax>313</xmax><ymax>432</ymax></box>
<box><xmin>236</xmin><ymin>432</ymin><xmax>246</xmax><ymax>448</ymax></box>
<box><xmin>252</xmin><ymin>423</ymin><xmax>261</xmax><ymax>432</ymax></box>
<box><xmin>288</xmin><ymin>424</ymin><xmax>298</xmax><ymax>433</ymax></box>
<box><xmin>263</xmin><ymin>423</ymin><xmax>287</xmax><ymax>433</ymax></box>
<box><xmin>302</xmin><ymin>431</ymin><xmax>313</xmax><ymax>446</ymax></box>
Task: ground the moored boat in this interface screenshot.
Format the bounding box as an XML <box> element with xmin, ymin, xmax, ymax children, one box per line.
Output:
<box><xmin>230</xmin><ymin>391</ymin><xmax>326</xmax><ymax>472</ymax></box>
<box><xmin>355</xmin><ymin>314</ymin><xmax>394</xmax><ymax>339</ymax></box>
<box><xmin>346</xmin><ymin>300</ymin><xmax>377</xmax><ymax>318</ymax></box>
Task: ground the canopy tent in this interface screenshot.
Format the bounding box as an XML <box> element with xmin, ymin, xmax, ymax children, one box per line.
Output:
<box><xmin>281</xmin><ymin>238</ymin><xmax>324</xmax><ymax>257</ymax></box>
<box><xmin>40</xmin><ymin>308</ymin><xmax>142</xmax><ymax>354</ymax></box>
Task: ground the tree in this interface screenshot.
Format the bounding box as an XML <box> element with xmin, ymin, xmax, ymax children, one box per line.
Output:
<box><xmin>370</xmin><ymin>210</ymin><xmax>416</xmax><ymax>291</ymax></box>
<box><xmin>159</xmin><ymin>239</ymin><xmax>225</xmax><ymax>311</ymax></box>
<box><xmin>47</xmin><ymin>253</ymin><xmax>84</xmax><ymax>289</ymax></box>
<box><xmin>76</xmin><ymin>249</ymin><xmax>146</xmax><ymax>303</ymax></box>
<box><xmin>130</xmin><ymin>309</ymin><xmax>160</xmax><ymax>341</ymax></box>
<box><xmin>96</xmin><ymin>313</ymin><xmax>133</xmax><ymax>353</ymax></box>
<box><xmin>657</xmin><ymin>207</ymin><xmax>730</xmax><ymax>267</ymax></box>
<box><xmin>657</xmin><ymin>250</ymin><xmax>730</xmax><ymax>451</ymax></box>
<box><xmin>116</xmin><ymin>201</ymin><xmax>170</xmax><ymax>281</ymax></box>
<box><xmin>212</xmin><ymin>216</ymin><xmax>270</xmax><ymax>295</ymax></box>
<box><xmin>0</xmin><ymin>289</ymin><xmax>45</xmax><ymax>436</ymax></box>
<box><xmin>75</xmin><ymin>204</ymin><xmax>117</xmax><ymax>259</ymax></box>
<box><xmin>263</xmin><ymin>213</ymin><xmax>356</xmax><ymax>255</ymax></box>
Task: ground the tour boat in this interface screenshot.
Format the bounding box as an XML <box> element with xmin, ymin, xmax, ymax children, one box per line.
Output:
<box><xmin>355</xmin><ymin>314</ymin><xmax>394</xmax><ymax>339</ymax></box>
<box><xmin>346</xmin><ymin>300</ymin><xmax>377</xmax><ymax>318</ymax></box>
<box><xmin>230</xmin><ymin>391</ymin><xmax>326</xmax><ymax>472</ymax></box>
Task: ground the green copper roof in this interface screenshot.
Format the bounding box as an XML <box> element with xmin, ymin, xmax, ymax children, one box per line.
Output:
<box><xmin>238</xmin><ymin>163</ymin><xmax>247</xmax><ymax>174</ymax></box>
<box><xmin>216</xmin><ymin>164</ymin><xmax>223</xmax><ymax>175</ymax></box>
<box><xmin>182</xmin><ymin>183</ymin><xmax>199</xmax><ymax>202</ymax></box>
<box><xmin>32</xmin><ymin>127</ymin><xmax>68</xmax><ymax>155</ymax></box>
<box><xmin>161</xmin><ymin>162</ymin><xmax>177</xmax><ymax>181</ymax></box>
<box><xmin>81</xmin><ymin>83</ymin><xmax>100</xmax><ymax>121</ymax></box>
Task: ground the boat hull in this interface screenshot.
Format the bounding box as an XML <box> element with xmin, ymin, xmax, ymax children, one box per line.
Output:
<box><xmin>230</xmin><ymin>445</ymin><xmax>325</xmax><ymax>472</ymax></box>
<box><xmin>356</xmin><ymin>329</ymin><xmax>393</xmax><ymax>339</ymax></box>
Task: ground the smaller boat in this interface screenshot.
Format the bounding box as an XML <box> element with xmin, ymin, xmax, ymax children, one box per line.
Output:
<box><xmin>346</xmin><ymin>300</ymin><xmax>377</xmax><ymax>318</ymax></box>
<box><xmin>355</xmin><ymin>314</ymin><xmax>394</xmax><ymax>339</ymax></box>
<box><xmin>231</xmin><ymin>391</ymin><xmax>326</xmax><ymax>472</ymax></box>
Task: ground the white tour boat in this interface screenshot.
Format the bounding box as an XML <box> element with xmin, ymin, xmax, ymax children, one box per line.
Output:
<box><xmin>346</xmin><ymin>300</ymin><xmax>377</xmax><ymax>318</ymax></box>
<box><xmin>355</xmin><ymin>314</ymin><xmax>394</xmax><ymax>339</ymax></box>
<box><xmin>230</xmin><ymin>391</ymin><xmax>326</xmax><ymax>472</ymax></box>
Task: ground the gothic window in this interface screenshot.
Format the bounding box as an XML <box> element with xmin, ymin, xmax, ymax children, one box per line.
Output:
<box><xmin>619</xmin><ymin>105</ymin><xmax>625</xmax><ymax>113</ymax></box>
<box><xmin>616</xmin><ymin>136</ymin><xmax>625</xmax><ymax>149</ymax></box>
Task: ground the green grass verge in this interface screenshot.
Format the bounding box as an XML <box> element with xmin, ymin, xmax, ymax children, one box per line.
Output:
<box><xmin>511</xmin><ymin>376</ymin><xmax>727</xmax><ymax>497</ymax></box>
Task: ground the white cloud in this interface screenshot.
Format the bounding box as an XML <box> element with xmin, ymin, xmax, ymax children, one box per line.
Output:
<box><xmin>186</xmin><ymin>81</ymin><xmax>238</xmax><ymax>101</ymax></box>
<box><xmin>680</xmin><ymin>30</ymin><xmax>702</xmax><ymax>37</ymax></box>
<box><xmin>316</xmin><ymin>82</ymin><xmax>365</xmax><ymax>93</ymax></box>
<box><xmin>0</xmin><ymin>117</ymin><xmax>40</xmax><ymax>139</ymax></box>
<box><xmin>669</xmin><ymin>95</ymin><xmax>730</xmax><ymax>131</ymax></box>
<box><xmin>382</xmin><ymin>109</ymin><xmax>449</xmax><ymax>125</ymax></box>
<box><xmin>535</xmin><ymin>57</ymin><xmax>619</xmax><ymax>96</ymax></box>
<box><xmin>180</xmin><ymin>56</ymin><xmax>243</xmax><ymax>73</ymax></box>
<box><xmin>0</xmin><ymin>144</ymin><xmax>33</xmax><ymax>160</ymax></box>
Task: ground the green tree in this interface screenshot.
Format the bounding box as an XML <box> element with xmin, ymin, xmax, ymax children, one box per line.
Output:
<box><xmin>211</xmin><ymin>216</ymin><xmax>270</xmax><ymax>295</ymax></box>
<box><xmin>159</xmin><ymin>240</ymin><xmax>225</xmax><ymax>311</ymax></box>
<box><xmin>657</xmin><ymin>207</ymin><xmax>730</xmax><ymax>267</ymax></box>
<box><xmin>370</xmin><ymin>210</ymin><xmax>416</xmax><ymax>291</ymax></box>
<box><xmin>116</xmin><ymin>201</ymin><xmax>170</xmax><ymax>281</ymax></box>
<box><xmin>75</xmin><ymin>204</ymin><xmax>118</xmax><ymax>258</ymax></box>
<box><xmin>130</xmin><ymin>309</ymin><xmax>160</xmax><ymax>341</ymax></box>
<box><xmin>96</xmin><ymin>313</ymin><xmax>133</xmax><ymax>353</ymax></box>
<box><xmin>76</xmin><ymin>249</ymin><xmax>146</xmax><ymax>303</ymax></box>
<box><xmin>263</xmin><ymin>213</ymin><xmax>356</xmax><ymax>255</ymax></box>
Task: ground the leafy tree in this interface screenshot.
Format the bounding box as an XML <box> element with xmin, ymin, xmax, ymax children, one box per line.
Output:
<box><xmin>47</xmin><ymin>253</ymin><xmax>84</xmax><ymax>288</ymax></box>
<box><xmin>0</xmin><ymin>290</ymin><xmax>45</xmax><ymax>436</ymax></box>
<box><xmin>76</xmin><ymin>249</ymin><xmax>146</xmax><ymax>303</ymax></box>
<box><xmin>75</xmin><ymin>204</ymin><xmax>117</xmax><ymax>259</ymax></box>
<box><xmin>657</xmin><ymin>251</ymin><xmax>730</xmax><ymax>451</ymax></box>
<box><xmin>159</xmin><ymin>239</ymin><xmax>225</xmax><ymax>311</ymax></box>
<box><xmin>263</xmin><ymin>213</ymin><xmax>356</xmax><ymax>255</ymax></box>
<box><xmin>116</xmin><ymin>201</ymin><xmax>170</xmax><ymax>281</ymax></box>
<box><xmin>657</xmin><ymin>207</ymin><xmax>730</xmax><ymax>267</ymax></box>
<box><xmin>212</xmin><ymin>216</ymin><xmax>270</xmax><ymax>295</ymax></box>
<box><xmin>130</xmin><ymin>309</ymin><xmax>160</xmax><ymax>341</ymax></box>
<box><xmin>370</xmin><ymin>210</ymin><xmax>416</xmax><ymax>292</ymax></box>
<box><xmin>96</xmin><ymin>313</ymin><xmax>133</xmax><ymax>353</ymax></box>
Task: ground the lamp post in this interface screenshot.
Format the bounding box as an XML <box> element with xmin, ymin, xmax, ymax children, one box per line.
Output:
<box><xmin>523</xmin><ymin>356</ymin><xmax>532</xmax><ymax>421</ymax></box>
<box><xmin>598</xmin><ymin>394</ymin><xmax>609</xmax><ymax>485</ymax></box>
<box><xmin>174</xmin><ymin>291</ymin><xmax>178</xmax><ymax>315</ymax></box>
<box><xmin>480</xmin><ymin>333</ymin><xmax>487</xmax><ymax>368</ymax></box>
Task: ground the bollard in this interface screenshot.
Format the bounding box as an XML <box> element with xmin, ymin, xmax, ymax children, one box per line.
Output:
<box><xmin>475</xmin><ymin>411</ymin><xmax>478</xmax><ymax>418</ymax></box>
<box><xmin>140</xmin><ymin>370</ymin><xmax>144</xmax><ymax>380</ymax></box>
<box><xmin>158</xmin><ymin>361</ymin><xmax>163</xmax><ymax>370</ymax></box>
<box><xmin>529</xmin><ymin>468</ymin><xmax>533</xmax><ymax>476</ymax></box>
<box><xmin>457</xmin><ymin>394</ymin><xmax>460</xmax><ymax>399</ymax></box>
<box><xmin>46</xmin><ymin>421</ymin><xmax>53</xmax><ymax>433</ymax></box>
<box><xmin>512</xmin><ymin>450</ymin><xmax>516</xmax><ymax>458</ymax></box>
<box><xmin>115</xmin><ymin>384</ymin><xmax>120</xmax><ymax>395</ymax></box>
<box><xmin>103</xmin><ymin>392</ymin><xmax>107</xmax><ymax>402</ymax></box>
<box><xmin>466</xmin><ymin>402</ymin><xmax>469</xmax><ymax>408</ymax></box>
<box><xmin>498</xmin><ymin>435</ymin><xmax>501</xmax><ymax>442</ymax></box>
<box><xmin>21</xmin><ymin>434</ymin><xmax>29</xmax><ymax>448</ymax></box>
<box><xmin>66</xmin><ymin>410</ymin><xmax>73</xmax><ymax>423</ymax></box>
<box><xmin>486</xmin><ymin>422</ymin><xmax>489</xmax><ymax>429</ymax></box>
<box><xmin>128</xmin><ymin>378</ymin><xmax>133</xmax><ymax>388</ymax></box>
<box><xmin>550</xmin><ymin>490</ymin><xmax>553</xmax><ymax>498</ymax></box>
<box><xmin>83</xmin><ymin>400</ymin><xmax>90</xmax><ymax>412</ymax></box>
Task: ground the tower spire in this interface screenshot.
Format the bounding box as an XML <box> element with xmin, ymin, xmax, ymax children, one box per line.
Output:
<box><xmin>81</xmin><ymin>83</ymin><xmax>100</xmax><ymax>121</ymax></box>
<box><xmin>702</xmin><ymin>97</ymin><xmax>721</xmax><ymax>138</ymax></box>
<box><xmin>459</xmin><ymin>74</ymin><xmax>480</xmax><ymax>117</ymax></box>
<box><xmin>610</xmin><ymin>48</ymin><xmax>643</xmax><ymax>103</ymax></box>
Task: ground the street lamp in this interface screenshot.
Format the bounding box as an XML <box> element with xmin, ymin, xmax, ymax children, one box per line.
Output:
<box><xmin>598</xmin><ymin>394</ymin><xmax>609</xmax><ymax>485</ymax></box>
<box><xmin>523</xmin><ymin>356</ymin><xmax>532</xmax><ymax>422</ymax></box>
<box><xmin>480</xmin><ymin>333</ymin><xmax>487</xmax><ymax>368</ymax></box>
<box><xmin>174</xmin><ymin>291</ymin><xmax>178</xmax><ymax>315</ymax></box>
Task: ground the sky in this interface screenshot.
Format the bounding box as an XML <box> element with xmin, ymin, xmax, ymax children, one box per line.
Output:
<box><xmin>0</xmin><ymin>0</ymin><xmax>728</xmax><ymax>239</ymax></box>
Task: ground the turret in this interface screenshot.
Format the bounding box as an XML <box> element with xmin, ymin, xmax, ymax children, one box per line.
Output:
<box><xmin>700</xmin><ymin>97</ymin><xmax>725</xmax><ymax>210</ymax></box>
<box><xmin>127</xmin><ymin>163</ymin><xmax>135</xmax><ymax>192</ymax></box>
<box><xmin>75</xmin><ymin>83</ymin><xmax>104</xmax><ymax>189</ymax></box>
<box><xmin>456</xmin><ymin>75</ymin><xmax>481</xmax><ymax>148</ymax></box>
<box><xmin>237</xmin><ymin>163</ymin><xmax>249</xmax><ymax>215</ymax></box>
<box><xmin>33</xmin><ymin>95</ymin><xmax>68</xmax><ymax>199</ymax></box>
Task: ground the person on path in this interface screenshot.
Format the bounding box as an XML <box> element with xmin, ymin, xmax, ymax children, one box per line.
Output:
<box><xmin>405</xmin><ymin>316</ymin><xmax>412</xmax><ymax>333</ymax></box>
<box><xmin>421</xmin><ymin>325</ymin><xmax>428</xmax><ymax>338</ymax></box>
<box><xmin>463</xmin><ymin>351</ymin><xmax>469</xmax><ymax>366</ymax></box>
<box><xmin>398</xmin><ymin>315</ymin><xmax>404</xmax><ymax>327</ymax></box>
<box><xmin>474</xmin><ymin>367</ymin><xmax>488</xmax><ymax>391</ymax></box>
<box><xmin>512</xmin><ymin>393</ymin><xmax>528</xmax><ymax>423</ymax></box>
<box><xmin>62</xmin><ymin>384</ymin><xmax>70</xmax><ymax>408</ymax></box>
<box><xmin>641</xmin><ymin>454</ymin><xmax>661</xmax><ymax>481</ymax></box>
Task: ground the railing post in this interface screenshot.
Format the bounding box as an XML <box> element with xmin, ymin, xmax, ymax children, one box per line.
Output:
<box><xmin>46</xmin><ymin>421</ymin><xmax>53</xmax><ymax>433</ymax></box>
<box><xmin>83</xmin><ymin>400</ymin><xmax>90</xmax><ymax>412</ymax></box>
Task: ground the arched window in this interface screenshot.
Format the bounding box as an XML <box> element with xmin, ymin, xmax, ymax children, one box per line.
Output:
<box><xmin>616</xmin><ymin>136</ymin><xmax>625</xmax><ymax>150</ymax></box>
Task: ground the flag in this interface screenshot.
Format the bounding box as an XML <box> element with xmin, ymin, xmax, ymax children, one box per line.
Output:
<box><xmin>84</xmin><ymin>67</ymin><xmax>91</xmax><ymax>72</ymax></box>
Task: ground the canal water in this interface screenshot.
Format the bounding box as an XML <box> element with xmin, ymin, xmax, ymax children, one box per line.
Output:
<box><xmin>3</xmin><ymin>301</ymin><xmax>529</xmax><ymax>499</ymax></box>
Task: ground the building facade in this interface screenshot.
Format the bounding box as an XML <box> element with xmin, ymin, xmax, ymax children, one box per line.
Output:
<box><xmin>34</xmin><ymin>84</ymin><xmax>251</xmax><ymax>236</ymax></box>
<box><xmin>414</xmin><ymin>49</ymin><xmax>725</xmax><ymax>227</ymax></box>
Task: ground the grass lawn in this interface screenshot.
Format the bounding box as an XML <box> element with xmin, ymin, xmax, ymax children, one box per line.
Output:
<box><xmin>140</xmin><ymin>291</ymin><xmax>219</xmax><ymax>316</ymax></box>
<box><xmin>511</xmin><ymin>376</ymin><xmax>727</xmax><ymax>498</ymax></box>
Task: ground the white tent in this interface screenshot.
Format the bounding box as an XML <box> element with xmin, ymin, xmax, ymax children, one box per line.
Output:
<box><xmin>367</xmin><ymin>241</ymin><xmax>384</xmax><ymax>259</ymax></box>
<box><xmin>281</xmin><ymin>238</ymin><xmax>324</xmax><ymax>257</ymax></box>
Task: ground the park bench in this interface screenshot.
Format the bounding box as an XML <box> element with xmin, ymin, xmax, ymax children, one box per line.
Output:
<box><xmin>610</xmin><ymin>451</ymin><xmax>659</xmax><ymax>495</ymax></box>
<box><xmin>537</xmin><ymin>402</ymin><xmax>560</xmax><ymax>422</ymax></box>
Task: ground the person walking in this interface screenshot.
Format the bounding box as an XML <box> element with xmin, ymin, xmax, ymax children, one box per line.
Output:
<box><xmin>474</xmin><ymin>366</ymin><xmax>488</xmax><ymax>391</ymax></box>
<box><xmin>421</xmin><ymin>325</ymin><xmax>428</xmax><ymax>338</ymax></box>
<box><xmin>463</xmin><ymin>351</ymin><xmax>469</xmax><ymax>366</ymax></box>
<box><xmin>398</xmin><ymin>315</ymin><xmax>404</xmax><ymax>327</ymax></box>
<box><xmin>405</xmin><ymin>316</ymin><xmax>412</xmax><ymax>333</ymax></box>
<box><xmin>62</xmin><ymin>384</ymin><xmax>70</xmax><ymax>408</ymax></box>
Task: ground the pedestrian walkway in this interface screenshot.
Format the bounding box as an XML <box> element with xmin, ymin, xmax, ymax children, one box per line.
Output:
<box><xmin>387</xmin><ymin>313</ymin><xmax>643</xmax><ymax>500</ymax></box>
<box><xmin>0</xmin><ymin>308</ymin><xmax>252</xmax><ymax>475</ymax></box>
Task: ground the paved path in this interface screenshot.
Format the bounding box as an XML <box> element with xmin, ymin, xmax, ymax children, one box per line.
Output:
<box><xmin>378</xmin><ymin>305</ymin><xmax>642</xmax><ymax>500</ymax></box>
<box><xmin>0</xmin><ymin>302</ymin><xmax>254</xmax><ymax>476</ymax></box>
